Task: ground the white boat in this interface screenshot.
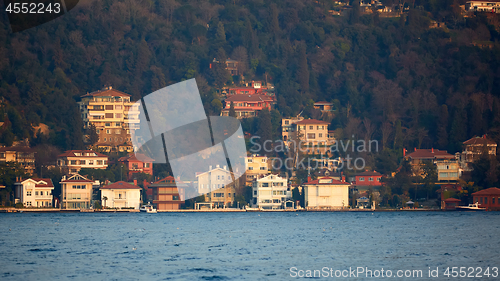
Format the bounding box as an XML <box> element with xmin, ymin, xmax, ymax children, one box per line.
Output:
<box><xmin>456</xmin><ymin>202</ymin><xmax>486</xmax><ymax>211</ymax></box>
<box><xmin>140</xmin><ymin>204</ymin><xmax>157</xmax><ymax>213</ymax></box>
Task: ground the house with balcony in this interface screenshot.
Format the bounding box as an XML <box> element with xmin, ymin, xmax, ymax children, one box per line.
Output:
<box><xmin>100</xmin><ymin>181</ymin><xmax>142</xmax><ymax>209</ymax></box>
<box><xmin>60</xmin><ymin>174</ymin><xmax>93</xmax><ymax>209</ymax></box>
<box><xmin>281</xmin><ymin>116</ymin><xmax>304</xmax><ymax>142</ymax></box>
<box><xmin>251</xmin><ymin>174</ymin><xmax>291</xmax><ymax>209</ymax></box>
<box><xmin>465</xmin><ymin>0</ymin><xmax>500</xmax><ymax>12</ymax></box>
<box><xmin>14</xmin><ymin>178</ymin><xmax>54</xmax><ymax>207</ymax></box>
<box><xmin>0</xmin><ymin>146</ymin><xmax>36</xmax><ymax>175</ymax></box>
<box><xmin>148</xmin><ymin>176</ymin><xmax>184</xmax><ymax>210</ymax></box>
<box><xmin>458</xmin><ymin>135</ymin><xmax>497</xmax><ymax>170</ymax></box>
<box><xmin>303</xmin><ymin>176</ymin><xmax>350</xmax><ymax>210</ymax></box>
<box><xmin>118</xmin><ymin>153</ymin><xmax>154</xmax><ymax>181</ymax></box>
<box><xmin>245</xmin><ymin>155</ymin><xmax>271</xmax><ymax>184</ymax></box>
<box><xmin>78</xmin><ymin>86</ymin><xmax>140</xmax><ymax>151</ymax></box>
<box><xmin>57</xmin><ymin>150</ymin><xmax>108</xmax><ymax>174</ymax></box>
<box><xmin>288</xmin><ymin>119</ymin><xmax>330</xmax><ymax>154</ymax></box>
<box><xmin>313</xmin><ymin>101</ymin><xmax>334</xmax><ymax>112</ymax></box>
<box><xmin>404</xmin><ymin>148</ymin><xmax>458</xmax><ymax>181</ymax></box>
<box><xmin>220</xmin><ymin>94</ymin><xmax>275</xmax><ymax>119</ymax></box>
<box><xmin>196</xmin><ymin>165</ymin><xmax>236</xmax><ymax>208</ymax></box>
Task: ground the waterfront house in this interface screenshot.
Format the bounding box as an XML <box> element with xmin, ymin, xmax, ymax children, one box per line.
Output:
<box><xmin>117</xmin><ymin>153</ymin><xmax>154</xmax><ymax>181</ymax></box>
<box><xmin>472</xmin><ymin>187</ymin><xmax>500</xmax><ymax>211</ymax></box>
<box><xmin>252</xmin><ymin>174</ymin><xmax>291</xmax><ymax>209</ymax></box>
<box><xmin>404</xmin><ymin>148</ymin><xmax>459</xmax><ymax>181</ymax></box>
<box><xmin>148</xmin><ymin>176</ymin><xmax>184</xmax><ymax>210</ymax></box>
<box><xmin>458</xmin><ymin>135</ymin><xmax>497</xmax><ymax>168</ymax></box>
<box><xmin>57</xmin><ymin>150</ymin><xmax>108</xmax><ymax>174</ymax></box>
<box><xmin>60</xmin><ymin>174</ymin><xmax>93</xmax><ymax>209</ymax></box>
<box><xmin>442</xmin><ymin>198</ymin><xmax>461</xmax><ymax>210</ymax></box>
<box><xmin>196</xmin><ymin>165</ymin><xmax>236</xmax><ymax>208</ymax></box>
<box><xmin>351</xmin><ymin>170</ymin><xmax>383</xmax><ymax>191</ymax></box>
<box><xmin>14</xmin><ymin>178</ymin><xmax>54</xmax><ymax>207</ymax></box>
<box><xmin>0</xmin><ymin>146</ymin><xmax>36</xmax><ymax>175</ymax></box>
<box><xmin>100</xmin><ymin>181</ymin><xmax>142</xmax><ymax>209</ymax></box>
<box><xmin>303</xmin><ymin>176</ymin><xmax>350</xmax><ymax>210</ymax></box>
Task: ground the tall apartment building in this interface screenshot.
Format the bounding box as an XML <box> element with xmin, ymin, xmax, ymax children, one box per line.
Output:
<box><xmin>245</xmin><ymin>155</ymin><xmax>270</xmax><ymax>184</ymax></box>
<box><xmin>251</xmin><ymin>174</ymin><xmax>291</xmax><ymax>209</ymax></box>
<box><xmin>78</xmin><ymin>87</ymin><xmax>140</xmax><ymax>150</ymax></box>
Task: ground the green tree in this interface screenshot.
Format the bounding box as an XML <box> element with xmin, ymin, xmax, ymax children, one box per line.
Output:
<box><xmin>88</xmin><ymin>123</ymin><xmax>99</xmax><ymax>146</ymax></box>
<box><xmin>256</xmin><ymin>109</ymin><xmax>273</xmax><ymax>155</ymax></box>
<box><xmin>229</xmin><ymin>101</ymin><xmax>236</xmax><ymax>118</ymax></box>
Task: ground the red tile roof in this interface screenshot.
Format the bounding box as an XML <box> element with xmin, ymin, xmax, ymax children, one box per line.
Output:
<box><xmin>58</xmin><ymin>150</ymin><xmax>108</xmax><ymax>158</ymax></box>
<box><xmin>80</xmin><ymin>88</ymin><xmax>131</xmax><ymax>98</ymax></box>
<box><xmin>472</xmin><ymin>187</ymin><xmax>500</xmax><ymax>196</ymax></box>
<box><xmin>463</xmin><ymin>136</ymin><xmax>497</xmax><ymax>146</ymax></box>
<box><xmin>304</xmin><ymin>177</ymin><xmax>350</xmax><ymax>185</ymax></box>
<box><xmin>355</xmin><ymin>171</ymin><xmax>382</xmax><ymax>176</ymax></box>
<box><xmin>294</xmin><ymin>119</ymin><xmax>330</xmax><ymax>125</ymax></box>
<box><xmin>118</xmin><ymin>153</ymin><xmax>155</xmax><ymax>163</ymax></box>
<box><xmin>443</xmin><ymin>198</ymin><xmax>461</xmax><ymax>202</ymax></box>
<box><xmin>405</xmin><ymin>149</ymin><xmax>454</xmax><ymax>159</ymax></box>
<box><xmin>100</xmin><ymin>181</ymin><xmax>141</xmax><ymax>190</ymax></box>
<box><xmin>18</xmin><ymin>178</ymin><xmax>54</xmax><ymax>187</ymax></box>
<box><xmin>61</xmin><ymin>174</ymin><xmax>93</xmax><ymax>183</ymax></box>
<box><xmin>314</xmin><ymin>101</ymin><xmax>332</xmax><ymax>105</ymax></box>
<box><xmin>225</xmin><ymin>94</ymin><xmax>273</xmax><ymax>102</ymax></box>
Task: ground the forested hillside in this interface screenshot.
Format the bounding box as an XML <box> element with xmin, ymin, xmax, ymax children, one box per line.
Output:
<box><xmin>0</xmin><ymin>0</ymin><xmax>499</xmax><ymax>159</ymax></box>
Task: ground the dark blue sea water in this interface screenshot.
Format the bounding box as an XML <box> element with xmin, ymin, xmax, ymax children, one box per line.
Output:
<box><xmin>0</xmin><ymin>212</ymin><xmax>499</xmax><ymax>280</ymax></box>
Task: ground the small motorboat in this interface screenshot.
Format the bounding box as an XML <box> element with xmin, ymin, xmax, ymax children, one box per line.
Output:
<box><xmin>456</xmin><ymin>202</ymin><xmax>486</xmax><ymax>211</ymax></box>
<box><xmin>140</xmin><ymin>203</ymin><xmax>157</xmax><ymax>213</ymax></box>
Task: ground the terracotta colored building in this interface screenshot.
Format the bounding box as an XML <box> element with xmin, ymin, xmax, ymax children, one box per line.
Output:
<box><xmin>220</xmin><ymin>94</ymin><xmax>275</xmax><ymax>118</ymax></box>
<box><xmin>352</xmin><ymin>170</ymin><xmax>382</xmax><ymax>190</ymax></box>
<box><xmin>148</xmin><ymin>176</ymin><xmax>184</xmax><ymax>211</ymax></box>
<box><xmin>442</xmin><ymin>198</ymin><xmax>461</xmax><ymax>210</ymax></box>
<box><xmin>472</xmin><ymin>187</ymin><xmax>500</xmax><ymax>211</ymax></box>
<box><xmin>117</xmin><ymin>153</ymin><xmax>154</xmax><ymax>181</ymax></box>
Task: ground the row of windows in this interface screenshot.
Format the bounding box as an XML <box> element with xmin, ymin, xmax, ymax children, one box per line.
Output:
<box><xmin>247</xmin><ymin>167</ymin><xmax>267</xmax><ymax>170</ymax></box>
<box><xmin>200</xmin><ymin>184</ymin><xmax>225</xmax><ymax>189</ymax></box>
<box><xmin>101</xmin><ymin>137</ymin><xmax>129</xmax><ymax>143</ymax></box>
<box><xmin>25</xmin><ymin>191</ymin><xmax>51</xmax><ymax>196</ymax></box>
<box><xmin>97</xmin><ymin>129</ymin><xmax>130</xmax><ymax>135</ymax></box>
<box><xmin>260</xmin><ymin>182</ymin><xmax>285</xmax><ymax>187</ymax></box>
<box><xmin>358</xmin><ymin>177</ymin><xmax>381</xmax><ymax>182</ymax></box>
<box><xmin>247</xmin><ymin>158</ymin><xmax>267</xmax><ymax>163</ymax></box>
<box><xmin>298</xmin><ymin>125</ymin><xmax>326</xmax><ymax>130</ymax></box>
<box><xmin>478</xmin><ymin>197</ymin><xmax>500</xmax><ymax>205</ymax></box>
<box><xmin>306</xmin><ymin>133</ymin><xmax>324</xmax><ymax>139</ymax></box>
<box><xmin>69</xmin><ymin>160</ymin><xmax>106</xmax><ymax>165</ymax></box>
<box><xmin>72</xmin><ymin>185</ymin><xmax>87</xmax><ymax>189</ymax></box>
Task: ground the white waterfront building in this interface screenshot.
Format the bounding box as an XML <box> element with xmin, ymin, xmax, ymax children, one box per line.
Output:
<box><xmin>14</xmin><ymin>178</ymin><xmax>55</xmax><ymax>207</ymax></box>
<box><xmin>252</xmin><ymin>174</ymin><xmax>291</xmax><ymax>209</ymax></box>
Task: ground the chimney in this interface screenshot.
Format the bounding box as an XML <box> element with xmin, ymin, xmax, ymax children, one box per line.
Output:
<box><xmin>414</xmin><ymin>147</ymin><xmax>417</xmax><ymax>152</ymax></box>
<box><xmin>431</xmin><ymin>148</ymin><xmax>434</xmax><ymax>153</ymax></box>
<box><xmin>133</xmin><ymin>179</ymin><xmax>137</xmax><ymax>186</ymax></box>
<box><xmin>209</xmin><ymin>165</ymin><xmax>212</xmax><ymax>170</ymax></box>
<box><xmin>307</xmin><ymin>176</ymin><xmax>311</xmax><ymax>182</ymax></box>
<box><xmin>223</xmin><ymin>165</ymin><xmax>227</xmax><ymax>170</ymax></box>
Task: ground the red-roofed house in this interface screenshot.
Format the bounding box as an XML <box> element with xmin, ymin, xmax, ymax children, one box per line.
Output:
<box><xmin>442</xmin><ymin>198</ymin><xmax>461</xmax><ymax>210</ymax></box>
<box><xmin>57</xmin><ymin>150</ymin><xmax>108</xmax><ymax>174</ymax></box>
<box><xmin>60</xmin><ymin>174</ymin><xmax>94</xmax><ymax>209</ymax></box>
<box><xmin>118</xmin><ymin>153</ymin><xmax>154</xmax><ymax>180</ymax></box>
<box><xmin>303</xmin><ymin>177</ymin><xmax>350</xmax><ymax>209</ymax></box>
<box><xmin>351</xmin><ymin>170</ymin><xmax>382</xmax><ymax>190</ymax></box>
<box><xmin>404</xmin><ymin>148</ymin><xmax>459</xmax><ymax>181</ymax></box>
<box><xmin>220</xmin><ymin>94</ymin><xmax>275</xmax><ymax>118</ymax></box>
<box><xmin>100</xmin><ymin>181</ymin><xmax>142</xmax><ymax>209</ymax></box>
<box><xmin>14</xmin><ymin>178</ymin><xmax>54</xmax><ymax>207</ymax></box>
<box><xmin>472</xmin><ymin>187</ymin><xmax>500</xmax><ymax>211</ymax></box>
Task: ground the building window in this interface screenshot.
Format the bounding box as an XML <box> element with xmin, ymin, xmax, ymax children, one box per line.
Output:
<box><xmin>248</xmin><ymin>167</ymin><xmax>253</xmax><ymax>170</ymax></box>
<box><xmin>70</xmin><ymin>160</ymin><xmax>77</xmax><ymax>165</ymax></box>
<box><xmin>480</xmin><ymin>197</ymin><xmax>483</xmax><ymax>204</ymax></box>
<box><xmin>96</xmin><ymin>129</ymin><xmax>101</xmax><ymax>134</ymax></box>
<box><xmin>145</xmin><ymin>163</ymin><xmax>150</xmax><ymax>168</ymax></box>
<box><xmin>97</xmin><ymin>160</ymin><xmax>103</xmax><ymax>165</ymax></box>
<box><xmin>285</xmin><ymin>120</ymin><xmax>289</xmax><ymax>125</ymax></box>
<box><xmin>493</xmin><ymin>197</ymin><xmax>496</xmax><ymax>205</ymax></box>
<box><xmin>106</xmin><ymin>129</ymin><xmax>111</xmax><ymax>134</ymax></box>
<box><xmin>115</xmin><ymin>113</ymin><xmax>122</xmax><ymax>118</ymax></box>
<box><xmin>27</xmin><ymin>191</ymin><xmax>32</xmax><ymax>196</ymax></box>
<box><xmin>369</xmin><ymin>177</ymin><xmax>373</xmax><ymax>181</ymax></box>
<box><xmin>359</xmin><ymin>177</ymin><xmax>365</xmax><ymax>181</ymax></box>
<box><xmin>217</xmin><ymin>175</ymin><xmax>220</xmax><ymax>180</ymax></box>
<box><xmin>377</xmin><ymin>178</ymin><xmax>381</xmax><ymax>182</ymax></box>
<box><xmin>319</xmin><ymin>133</ymin><xmax>323</xmax><ymax>138</ymax></box>
<box><xmin>485</xmin><ymin>197</ymin><xmax>488</xmax><ymax>204</ymax></box>
<box><xmin>309</xmin><ymin>126</ymin><xmax>313</xmax><ymax>130</ymax></box>
<box><xmin>35</xmin><ymin>191</ymin><xmax>39</xmax><ymax>196</ymax></box>
<box><xmin>79</xmin><ymin>160</ymin><xmax>86</xmax><ymax>165</ymax></box>
<box><xmin>260</xmin><ymin>167</ymin><xmax>266</xmax><ymax>170</ymax></box>
<box><xmin>105</xmin><ymin>123</ymin><xmax>111</xmax><ymax>127</ymax></box>
<box><xmin>247</xmin><ymin>159</ymin><xmax>253</xmax><ymax>163</ymax></box>
<box><xmin>104</xmin><ymin>138</ymin><xmax>107</xmax><ymax>141</ymax></box>
<box><xmin>89</xmin><ymin>160</ymin><xmax>94</xmax><ymax>165</ymax></box>
<box><xmin>307</xmin><ymin>133</ymin><xmax>315</xmax><ymax>139</ymax></box>
<box><xmin>115</xmin><ymin>105</ymin><xmax>123</xmax><ymax>110</ymax></box>
<box><xmin>26</xmin><ymin>202</ymin><xmax>31</xmax><ymax>206</ymax></box>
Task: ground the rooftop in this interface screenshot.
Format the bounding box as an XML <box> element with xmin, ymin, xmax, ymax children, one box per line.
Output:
<box><xmin>463</xmin><ymin>136</ymin><xmax>497</xmax><ymax>146</ymax></box>
<box><xmin>225</xmin><ymin>94</ymin><xmax>274</xmax><ymax>103</ymax></box>
<box><xmin>405</xmin><ymin>148</ymin><xmax>454</xmax><ymax>159</ymax></box>
<box><xmin>58</xmin><ymin>150</ymin><xmax>108</xmax><ymax>158</ymax></box>
<box><xmin>100</xmin><ymin>181</ymin><xmax>141</xmax><ymax>190</ymax></box>
<box><xmin>118</xmin><ymin>153</ymin><xmax>155</xmax><ymax>163</ymax></box>
<box><xmin>0</xmin><ymin>146</ymin><xmax>35</xmax><ymax>153</ymax></box>
<box><xmin>303</xmin><ymin>176</ymin><xmax>350</xmax><ymax>185</ymax></box>
<box><xmin>81</xmin><ymin>87</ymin><xmax>131</xmax><ymax>98</ymax></box>
<box><xmin>294</xmin><ymin>119</ymin><xmax>330</xmax><ymax>125</ymax></box>
<box><xmin>472</xmin><ymin>187</ymin><xmax>500</xmax><ymax>196</ymax></box>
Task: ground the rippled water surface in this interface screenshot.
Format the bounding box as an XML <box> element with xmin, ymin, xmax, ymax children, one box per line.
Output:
<box><xmin>1</xmin><ymin>212</ymin><xmax>499</xmax><ymax>280</ymax></box>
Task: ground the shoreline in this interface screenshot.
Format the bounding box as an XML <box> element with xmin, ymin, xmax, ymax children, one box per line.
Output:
<box><xmin>0</xmin><ymin>207</ymin><xmax>447</xmax><ymax>213</ymax></box>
